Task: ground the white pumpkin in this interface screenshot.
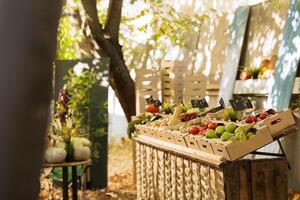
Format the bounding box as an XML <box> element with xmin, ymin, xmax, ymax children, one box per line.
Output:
<box><xmin>72</xmin><ymin>137</ymin><xmax>92</xmax><ymax>147</ymax></box>
<box><xmin>73</xmin><ymin>146</ymin><xmax>91</xmax><ymax>161</ymax></box>
<box><xmin>45</xmin><ymin>147</ymin><xmax>67</xmax><ymax>163</ymax></box>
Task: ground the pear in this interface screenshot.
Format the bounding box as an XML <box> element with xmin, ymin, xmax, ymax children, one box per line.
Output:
<box><xmin>215</xmin><ymin>126</ymin><xmax>225</xmax><ymax>137</ymax></box>
<box><xmin>234</xmin><ymin>127</ymin><xmax>244</xmax><ymax>135</ymax></box>
<box><xmin>247</xmin><ymin>132</ymin><xmax>255</xmax><ymax>139</ymax></box>
<box><xmin>225</xmin><ymin>123</ymin><xmax>237</xmax><ymax>133</ymax></box>
<box><xmin>206</xmin><ymin>129</ymin><xmax>217</xmax><ymax>138</ymax></box>
<box><xmin>241</xmin><ymin>124</ymin><xmax>254</xmax><ymax>133</ymax></box>
<box><xmin>221</xmin><ymin>131</ymin><xmax>234</xmax><ymax>141</ymax></box>
<box><xmin>239</xmin><ymin>132</ymin><xmax>248</xmax><ymax>141</ymax></box>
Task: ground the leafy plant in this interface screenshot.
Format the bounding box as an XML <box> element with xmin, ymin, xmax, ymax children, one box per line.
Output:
<box><xmin>52</xmin><ymin>118</ymin><xmax>75</xmax><ymax>161</ymax></box>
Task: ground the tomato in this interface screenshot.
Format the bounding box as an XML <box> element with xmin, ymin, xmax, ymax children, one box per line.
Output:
<box><xmin>145</xmin><ymin>104</ymin><xmax>160</xmax><ymax>113</ymax></box>
<box><xmin>189</xmin><ymin>126</ymin><xmax>200</xmax><ymax>135</ymax></box>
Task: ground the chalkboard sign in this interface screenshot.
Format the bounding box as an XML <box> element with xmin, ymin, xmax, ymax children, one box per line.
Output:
<box><xmin>191</xmin><ymin>99</ymin><xmax>209</xmax><ymax>108</ymax></box>
<box><xmin>229</xmin><ymin>98</ymin><xmax>253</xmax><ymax>111</ymax></box>
<box><xmin>219</xmin><ymin>98</ymin><xmax>226</xmax><ymax>108</ymax></box>
<box><xmin>146</xmin><ymin>96</ymin><xmax>155</xmax><ymax>104</ymax></box>
<box><xmin>146</xmin><ymin>96</ymin><xmax>161</xmax><ymax>107</ymax></box>
<box><xmin>153</xmin><ymin>99</ymin><xmax>162</xmax><ymax>107</ymax></box>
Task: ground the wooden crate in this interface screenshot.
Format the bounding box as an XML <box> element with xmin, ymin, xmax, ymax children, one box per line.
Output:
<box><xmin>161</xmin><ymin>60</ymin><xmax>185</xmax><ymax>104</ymax></box>
<box><xmin>183</xmin><ymin>74</ymin><xmax>207</xmax><ymax>102</ymax></box>
<box><xmin>211</xmin><ymin>126</ymin><xmax>273</xmax><ymax>161</ymax></box>
<box><xmin>134</xmin><ymin>136</ymin><xmax>288</xmax><ymax>200</ymax></box>
<box><xmin>135</xmin><ymin>68</ymin><xmax>160</xmax><ymax>114</ymax></box>
<box><xmin>256</xmin><ymin>109</ymin><xmax>296</xmax><ymax>137</ymax></box>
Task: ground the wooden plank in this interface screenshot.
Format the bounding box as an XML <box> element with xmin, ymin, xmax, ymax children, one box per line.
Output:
<box><xmin>267</xmin><ymin>0</ymin><xmax>300</xmax><ymax>110</ymax></box>
<box><xmin>223</xmin><ymin>161</ymin><xmax>240</xmax><ymax>200</ymax></box>
<box><xmin>239</xmin><ymin>160</ymin><xmax>251</xmax><ymax>200</ymax></box>
<box><xmin>275</xmin><ymin>159</ymin><xmax>288</xmax><ymax>200</ymax></box>
<box><xmin>133</xmin><ymin>135</ymin><xmax>226</xmax><ymax>167</ymax></box>
<box><xmin>218</xmin><ymin>6</ymin><xmax>250</xmax><ymax>105</ymax></box>
<box><xmin>251</xmin><ymin>159</ymin><xmax>275</xmax><ymax>200</ymax></box>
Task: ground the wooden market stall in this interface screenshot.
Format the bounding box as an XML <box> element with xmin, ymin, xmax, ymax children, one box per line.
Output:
<box><xmin>133</xmin><ymin>0</ymin><xmax>300</xmax><ymax>199</ymax></box>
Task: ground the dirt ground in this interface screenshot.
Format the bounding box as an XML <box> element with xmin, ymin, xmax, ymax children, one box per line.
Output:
<box><xmin>39</xmin><ymin>138</ymin><xmax>136</xmax><ymax>200</ymax></box>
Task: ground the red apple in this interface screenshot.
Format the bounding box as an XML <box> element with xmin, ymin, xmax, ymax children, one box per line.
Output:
<box><xmin>245</xmin><ymin>115</ymin><xmax>257</xmax><ymax>123</ymax></box>
<box><xmin>199</xmin><ymin>127</ymin><xmax>207</xmax><ymax>135</ymax></box>
<box><xmin>190</xmin><ymin>126</ymin><xmax>200</xmax><ymax>135</ymax></box>
<box><xmin>208</xmin><ymin>122</ymin><xmax>218</xmax><ymax>130</ymax></box>
<box><xmin>259</xmin><ymin>111</ymin><xmax>269</xmax><ymax>120</ymax></box>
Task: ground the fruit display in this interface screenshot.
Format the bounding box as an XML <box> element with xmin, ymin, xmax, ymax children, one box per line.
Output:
<box><xmin>132</xmin><ymin>100</ymin><xmax>296</xmax><ymax>161</ymax></box>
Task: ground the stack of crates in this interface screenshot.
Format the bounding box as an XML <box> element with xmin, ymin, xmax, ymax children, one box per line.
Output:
<box><xmin>135</xmin><ymin>68</ymin><xmax>160</xmax><ymax>114</ymax></box>
<box><xmin>160</xmin><ymin>60</ymin><xmax>185</xmax><ymax>104</ymax></box>
<box><xmin>183</xmin><ymin>73</ymin><xmax>207</xmax><ymax>102</ymax></box>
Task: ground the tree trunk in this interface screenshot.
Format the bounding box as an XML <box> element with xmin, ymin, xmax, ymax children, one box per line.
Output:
<box><xmin>82</xmin><ymin>0</ymin><xmax>136</xmax><ymax>121</ymax></box>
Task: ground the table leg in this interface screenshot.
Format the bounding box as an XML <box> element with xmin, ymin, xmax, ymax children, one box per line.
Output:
<box><xmin>72</xmin><ymin>166</ymin><xmax>78</xmax><ymax>200</ymax></box>
<box><xmin>63</xmin><ymin>167</ymin><xmax>69</xmax><ymax>200</ymax></box>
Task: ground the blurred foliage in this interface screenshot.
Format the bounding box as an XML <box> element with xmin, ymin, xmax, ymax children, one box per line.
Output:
<box><xmin>64</xmin><ymin>69</ymin><xmax>97</xmax><ymax>128</ymax></box>
<box><xmin>56</xmin><ymin>0</ymin><xmax>206</xmax><ymax>68</ymax></box>
<box><xmin>56</xmin><ymin>3</ymin><xmax>83</xmax><ymax>60</ymax></box>
<box><xmin>64</xmin><ymin>66</ymin><xmax>108</xmax><ymax>159</ymax></box>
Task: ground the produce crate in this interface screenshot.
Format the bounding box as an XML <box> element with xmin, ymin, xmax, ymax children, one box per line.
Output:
<box><xmin>161</xmin><ymin>60</ymin><xmax>185</xmax><ymax>104</ymax></box>
<box><xmin>184</xmin><ymin>134</ymin><xmax>202</xmax><ymax>150</ymax></box>
<box><xmin>256</xmin><ymin>109</ymin><xmax>295</xmax><ymax>137</ymax></box>
<box><xmin>135</xmin><ymin>68</ymin><xmax>160</xmax><ymax>114</ymax></box>
<box><xmin>171</xmin><ymin>131</ymin><xmax>188</xmax><ymax>147</ymax></box>
<box><xmin>134</xmin><ymin>137</ymin><xmax>288</xmax><ymax>200</ymax></box>
<box><xmin>211</xmin><ymin>125</ymin><xmax>273</xmax><ymax>161</ymax></box>
<box><xmin>197</xmin><ymin>137</ymin><xmax>215</xmax><ymax>154</ymax></box>
<box><xmin>183</xmin><ymin>74</ymin><xmax>207</xmax><ymax>102</ymax></box>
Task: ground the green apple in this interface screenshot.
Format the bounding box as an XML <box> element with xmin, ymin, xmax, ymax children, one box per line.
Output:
<box><xmin>215</xmin><ymin>126</ymin><xmax>225</xmax><ymax>137</ymax></box>
<box><xmin>225</xmin><ymin>123</ymin><xmax>237</xmax><ymax>133</ymax></box>
<box><xmin>206</xmin><ymin>129</ymin><xmax>217</xmax><ymax>138</ymax></box>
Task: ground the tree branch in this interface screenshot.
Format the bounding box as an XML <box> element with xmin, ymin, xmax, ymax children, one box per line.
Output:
<box><xmin>105</xmin><ymin>0</ymin><xmax>123</xmax><ymax>43</ymax></box>
<box><xmin>81</xmin><ymin>0</ymin><xmax>106</xmax><ymax>47</ymax></box>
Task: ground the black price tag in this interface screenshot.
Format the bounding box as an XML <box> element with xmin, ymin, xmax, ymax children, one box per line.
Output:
<box><xmin>146</xmin><ymin>96</ymin><xmax>154</xmax><ymax>104</ymax></box>
<box><xmin>229</xmin><ymin>99</ymin><xmax>244</xmax><ymax>111</ymax></box>
<box><xmin>153</xmin><ymin>99</ymin><xmax>162</xmax><ymax>107</ymax></box>
<box><xmin>219</xmin><ymin>98</ymin><xmax>225</xmax><ymax>108</ymax></box>
<box><xmin>191</xmin><ymin>99</ymin><xmax>209</xmax><ymax>108</ymax></box>
<box><xmin>229</xmin><ymin>98</ymin><xmax>253</xmax><ymax>111</ymax></box>
<box><xmin>244</xmin><ymin>99</ymin><xmax>253</xmax><ymax>109</ymax></box>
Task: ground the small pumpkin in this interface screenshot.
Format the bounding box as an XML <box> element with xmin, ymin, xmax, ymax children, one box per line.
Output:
<box><xmin>72</xmin><ymin>137</ymin><xmax>91</xmax><ymax>147</ymax></box>
<box><xmin>45</xmin><ymin>147</ymin><xmax>67</xmax><ymax>163</ymax></box>
<box><xmin>73</xmin><ymin>146</ymin><xmax>91</xmax><ymax>161</ymax></box>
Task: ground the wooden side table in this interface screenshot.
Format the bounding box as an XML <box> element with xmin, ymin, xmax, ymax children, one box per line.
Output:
<box><xmin>43</xmin><ymin>159</ymin><xmax>92</xmax><ymax>200</ymax></box>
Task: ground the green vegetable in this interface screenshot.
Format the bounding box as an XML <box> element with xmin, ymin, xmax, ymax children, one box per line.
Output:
<box><xmin>127</xmin><ymin>115</ymin><xmax>150</xmax><ymax>138</ymax></box>
<box><xmin>162</xmin><ymin>101</ymin><xmax>174</xmax><ymax>114</ymax></box>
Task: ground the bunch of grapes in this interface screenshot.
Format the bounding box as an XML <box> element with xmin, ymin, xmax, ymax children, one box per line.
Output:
<box><xmin>55</xmin><ymin>87</ymin><xmax>71</xmax><ymax>123</ymax></box>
